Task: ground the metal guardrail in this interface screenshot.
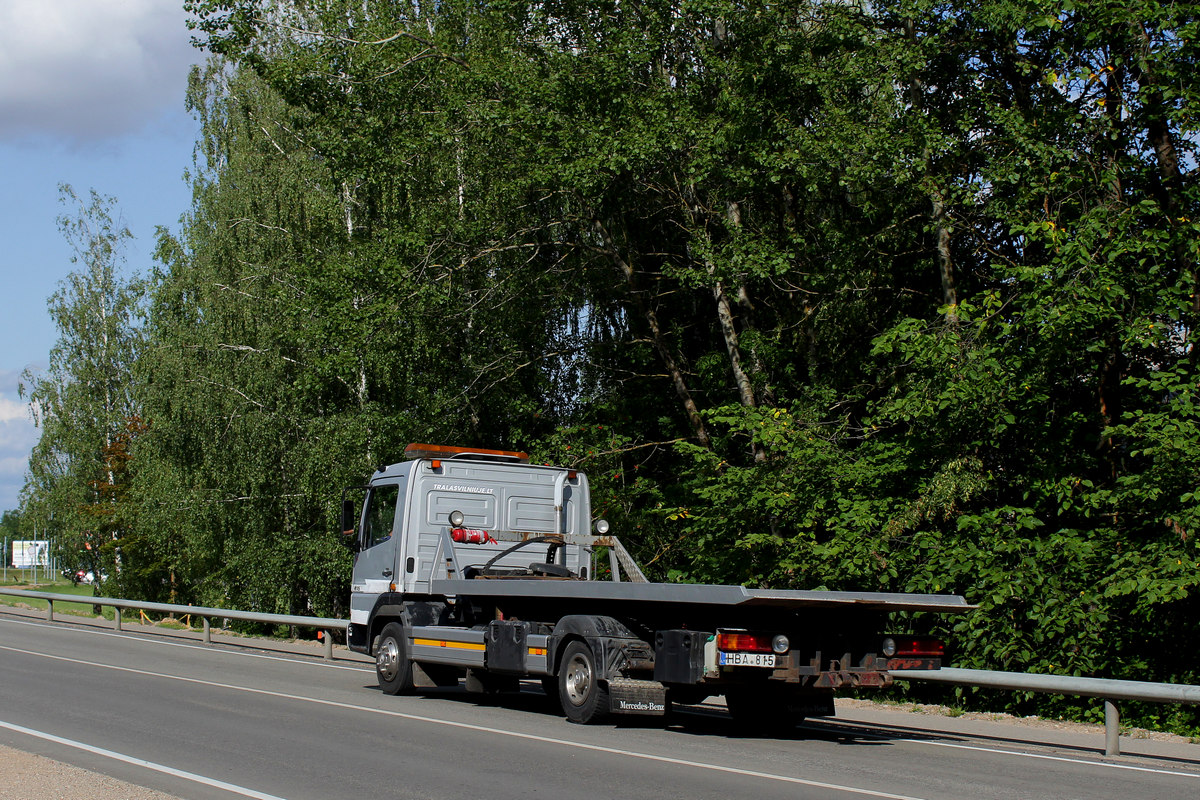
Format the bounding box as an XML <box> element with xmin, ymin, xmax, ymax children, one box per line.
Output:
<box><xmin>0</xmin><ymin>588</ymin><xmax>348</xmax><ymax>661</ymax></box>
<box><xmin>4</xmin><ymin>587</ymin><xmax>1197</xmax><ymax>756</ymax></box>
<box><xmin>898</xmin><ymin>667</ymin><xmax>1200</xmax><ymax>756</ymax></box>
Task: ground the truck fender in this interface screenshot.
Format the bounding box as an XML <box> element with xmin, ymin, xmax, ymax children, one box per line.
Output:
<box><xmin>365</xmin><ymin>596</ymin><xmax>448</xmax><ymax>654</ymax></box>
<box><xmin>548</xmin><ymin>616</ymin><xmax>651</xmax><ymax>682</ymax></box>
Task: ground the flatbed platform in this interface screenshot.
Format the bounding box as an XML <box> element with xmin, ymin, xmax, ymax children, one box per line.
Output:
<box><xmin>433</xmin><ymin>578</ymin><xmax>973</xmax><ymax>614</ymax></box>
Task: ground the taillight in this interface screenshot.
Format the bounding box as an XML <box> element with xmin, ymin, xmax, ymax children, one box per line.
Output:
<box><xmin>884</xmin><ymin>636</ymin><xmax>944</xmax><ymax>657</ymax></box>
<box><xmin>717</xmin><ymin>631</ymin><xmax>774</xmax><ymax>653</ymax></box>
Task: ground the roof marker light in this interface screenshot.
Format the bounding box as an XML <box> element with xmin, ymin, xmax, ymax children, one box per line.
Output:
<box><xmin>404</xmin><ymin>443</ymin><xmax>529</xmax><ymax>463</ymax></box>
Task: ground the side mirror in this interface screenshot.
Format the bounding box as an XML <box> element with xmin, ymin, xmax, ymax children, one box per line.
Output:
<box><xmin>341</xmin><ymin>499</ymin><xmax>360</xmax><ymax>552</ymax></box>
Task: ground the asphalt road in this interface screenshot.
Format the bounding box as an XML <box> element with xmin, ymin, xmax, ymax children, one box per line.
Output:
<box><xmin>0</xmin><ymin>611</ymin><xmax>1197</xmax><ymax>800</ymax></box>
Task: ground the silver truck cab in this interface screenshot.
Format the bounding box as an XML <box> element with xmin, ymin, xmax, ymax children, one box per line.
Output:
<box><xmin>346</xmin><ymin>444</ymin><xmax>593</xmax><ymax>633</ymax></box>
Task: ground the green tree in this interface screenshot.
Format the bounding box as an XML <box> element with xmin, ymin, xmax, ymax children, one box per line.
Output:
<box><xmin>20</xmin><ymin>185</ymin><xmax>143</xmax><ymax>592</ymax></box>
<box><xmin>1</xmin><ymin>509</ymin><xmax>23</xmax><ymax>570</ymax></box>
<box><xmin>108</xmin><ymin>0</ymin><xmax>1200</xmax><ymax>729</ymax></box>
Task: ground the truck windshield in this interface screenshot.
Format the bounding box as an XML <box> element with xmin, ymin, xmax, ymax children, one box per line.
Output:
<box><xmin>363</xmin><ymin>484</ymin><xmax>399</xmax><ymax>550</ymax></box>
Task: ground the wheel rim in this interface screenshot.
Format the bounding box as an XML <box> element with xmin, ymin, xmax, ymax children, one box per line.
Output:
<box><xmin>564</xmin><ymin>652</ymin><xmax>592</xmax><ymax>706</ymax></box>
<box><xmin>377</xmin><ymin>637</ymin><xmax>399</xmax><ymax>681</ymax></box>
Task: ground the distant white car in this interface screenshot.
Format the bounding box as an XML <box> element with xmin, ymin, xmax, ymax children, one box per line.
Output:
<box><xmin>65</xmin><ymin>569</ymin><xmax>96</xmax><ymax>584</ymax></box>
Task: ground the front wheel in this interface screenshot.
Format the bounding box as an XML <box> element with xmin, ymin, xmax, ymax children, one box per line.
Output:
<box><xmin>558</xmin><ymin>641</ymin><xmax>609</xmax><ymax>724</ymax></box>
<box><xmin>375</xmin><ymin>622</ymin><xmax>414</xmax><ymax>695</ymax></box>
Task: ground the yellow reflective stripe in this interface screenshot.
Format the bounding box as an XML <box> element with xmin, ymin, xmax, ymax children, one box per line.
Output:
<box><xmin>412</xmin><ymin>638</ymin><xmax>486</xmax><ymax>651</ymax></box>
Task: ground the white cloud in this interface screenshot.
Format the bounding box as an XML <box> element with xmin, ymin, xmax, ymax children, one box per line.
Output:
<box><xmin>0</xmin><ymin>394</ymin><xmax>31</xmax><ymax>425</ymax></box>
<box><xmin>0</xmin><ymin>0</ymin><xmax>198</xmax><ymax>143</ymax></box>
<box><xmin>0</xmin><ymin>438</ymin><xmax>33</xmax><ymax>510</ymax></box>
<box><xmin>0</xmin><ymin>373</ymin><xmax>37</xmax><ymax>511</ymax></box>
<box><xmin>0</xmin><ymin>455</ymin><xmax>29</xmax><ymax>477</ymax></box>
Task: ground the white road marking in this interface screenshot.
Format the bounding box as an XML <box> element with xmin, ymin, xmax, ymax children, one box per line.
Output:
<box><xmin>0</xmin><ymin>718</ymin><xmax>287</xmax><ymax>800</ymax></box>
<box><xmin>0</xmin><ymin>614</ymin><xmax>372</xmax><ymax>672</ymax></box>
<box><xmin>0</xmin><ymin>643</ymin><xmax>926</xmax><ymax>800</ymax></box>
<box><xmin>912</xmin><ymin>739</ymin><xmax>1199</xmax><ymax>778</ymax></box>
<box><xmin>6</xmin><ymin>622</ymin><xmax>1198</xmax><ymax>786</ymax></box>
<box><xmin>798</xmin><ymin>719</ymin><xmax>1200</xmax><ymax>780</ymax></box>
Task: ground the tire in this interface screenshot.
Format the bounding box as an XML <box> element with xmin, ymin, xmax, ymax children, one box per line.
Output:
<box><xmin>557</xmin><ymin>640</ymin><xmax>610</xmax><ymax>724</ymax></box>
<box><xmin>374</xmin><ymin>622</ymin><xmax>415</xmax><ymax>695</ymax></box>
<box><xmin>725</xmin><ymin>687</ymin><xmax>802</xmax><ymax>735</ymax></box>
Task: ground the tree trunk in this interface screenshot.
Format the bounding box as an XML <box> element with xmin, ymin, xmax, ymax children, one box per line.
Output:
<box><xmin>932</xmin><ymin>191</ymin><xmax>958</xmax><ymax>323</ymax></box>
<box><xmin>1130</xmin><ymin>20</ymin><xmax>1196</xmax><ymax>317</ymax></box>
<box><xmin>713</xmin><ymin>201</ymin><xmax>765</xmax><ymax>463</ymax></box>
<box><xmin>592</xmin><ymin>219</ymin><xmax>711</xmax><ymax>447</ymax></box>
<box><xmin>905</xmin><ymin>17</ymin><xmax>959</xmax><ymax>325</ymax></box>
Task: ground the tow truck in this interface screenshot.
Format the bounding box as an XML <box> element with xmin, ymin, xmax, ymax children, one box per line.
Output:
<box><xmin>343</xmin><ymin>444</ymin><xmax>970</xmax><ymax>726</ymax></box>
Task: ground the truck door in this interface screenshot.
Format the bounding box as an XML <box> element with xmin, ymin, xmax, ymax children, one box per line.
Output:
<box><xmin>350</xmin><ymin>480</ymin><xmax>405</xmax><ymax>623</ymax></box>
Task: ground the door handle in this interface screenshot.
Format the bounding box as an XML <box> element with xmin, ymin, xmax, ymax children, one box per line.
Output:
<box><xmin>382</xmin><ymin>569</ymin><xmax>393</xmax><ymax>577</ymax></box>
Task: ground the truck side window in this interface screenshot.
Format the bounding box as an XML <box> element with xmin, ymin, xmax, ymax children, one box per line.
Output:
<box><xmin>363</xmin><ymin>484</ymin><xmax>399</xmax><ymax>550</ymax></box>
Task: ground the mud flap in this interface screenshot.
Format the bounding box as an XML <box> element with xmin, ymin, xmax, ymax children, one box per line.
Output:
<box><xmin>787</xmin><ymin>691</ymin><xmax>835</xmax><ymax>718</ymax></box>
<box><xmin>608</xmin><ymin>678</ymin><xmax>667</xmax><ymax>715</ymax></box>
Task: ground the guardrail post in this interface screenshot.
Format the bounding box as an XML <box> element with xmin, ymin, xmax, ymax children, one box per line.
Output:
<box><xmin>114</xmin><ymin>608</ymin><xmax>122</xmax><ymax>631</ymax></box>
<box><xmin>1104</xmin><ymin>699</ymin><xmax>1120</xmax><ymax>756</ymax></box>
<box><xmin>46</xmin><ymin>599</ymin><xmax>53</xmax><ymax>623</ymax></box>
<box><xmin>324</xmin><ymin>630</ymin><xmax>333</xmax><ymax>661</ymax></box>
<box><xmin>203</xmin><ymin>617</ymin><xmax>211</xmax><ymax>645</ymax></box>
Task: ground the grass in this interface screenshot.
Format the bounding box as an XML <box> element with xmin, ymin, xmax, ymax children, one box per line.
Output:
<box><xmin>0</xmin><ymin>579</ymin><xmax>118</xmax><ymax>620</ymax></box>
<box><xmin>0</xmin><ymin>581</ymin><xmax>211</xmax><ymax>629</ymax></box>
<box><xmin>0</xmin><ymin>568</ymin><xmax>67</xmax><ymax>587</ymax></box>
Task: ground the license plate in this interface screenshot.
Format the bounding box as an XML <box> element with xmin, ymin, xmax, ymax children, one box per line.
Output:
<box><xmin>719</xmin><ymin>651</ymin><xmax>776</xmax><ymax>667</ymax></box>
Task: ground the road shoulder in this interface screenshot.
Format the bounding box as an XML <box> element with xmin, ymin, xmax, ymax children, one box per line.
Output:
<box><xmin>0</xmin><ymin>744</ymin><xmax>181</xmax><ymax>800</ymax></box>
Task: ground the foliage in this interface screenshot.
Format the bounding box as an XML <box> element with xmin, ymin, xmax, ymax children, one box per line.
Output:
<box><xmin>20</xmin><ymin>185</ymin><xmax>143</xmax><ymax>596</ymax></box>
<box><xmin>18</xmin><ymin>0</ymin><xmax>1200</xmax><ymax>730</ymax></box>
<box><xmin>1</xmin><ymin>509</ymin><xmax>24</xmax><ymax>570</ymax></box>
<box><xmin>0</xmin><ymin>509</ymin><xmax>22</xmax><ymax>542</ymax></box>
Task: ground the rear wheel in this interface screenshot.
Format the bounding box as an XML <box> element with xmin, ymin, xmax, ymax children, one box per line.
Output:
<box><xmin>558</xmin><ymin>641</ymin><xmax>609</xmax><ymax>724</ymax></box>
<box><xmin>375</xmin><ymin>622</ymin><xmax>414</xmax><ymax>695</ymax></box>
<box><xmin>725</xmin><ymin>687</ymin><xmax>802</xmax><ymax>735</ymax></box>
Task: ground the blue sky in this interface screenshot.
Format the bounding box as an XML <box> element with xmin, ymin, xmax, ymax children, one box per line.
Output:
<box><xmin>0</xmin><ymin>1</ymin><xmax>200</xmax><ymax>512</ymax></box>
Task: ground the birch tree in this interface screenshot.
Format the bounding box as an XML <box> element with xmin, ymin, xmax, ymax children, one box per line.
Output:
<box><xmin>20</xmin><ymin>185</ymin><xmax>143</xmax><ymax>589</ymax></box>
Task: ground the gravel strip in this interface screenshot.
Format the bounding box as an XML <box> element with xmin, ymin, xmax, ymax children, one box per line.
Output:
<box><xmin>0</xmin><ymin>744</ymin><xmax>182</xmax><ymax>800</ymax></box>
